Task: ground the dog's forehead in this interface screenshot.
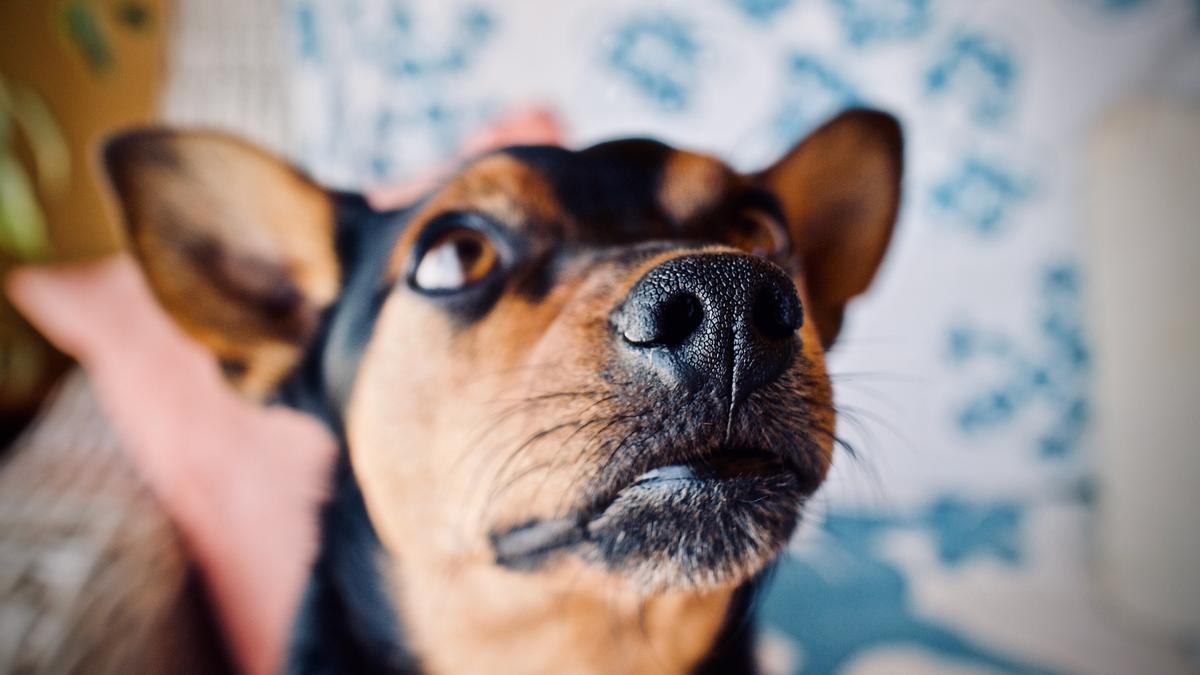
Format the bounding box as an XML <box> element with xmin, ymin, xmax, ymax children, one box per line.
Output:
<box><xmin>448</xmin><ymin>140</ymin><xmax>738</xmax><ymax>241</ymax></box>
<box><xmin>503</xmin><ymin>140</ymin><xmax>734</xmax><ymax>232</ymax></box>
<box><xmin>377</xmin><ymin>140</ymin><xmax>763</xmax><ymax>288</ymax></box>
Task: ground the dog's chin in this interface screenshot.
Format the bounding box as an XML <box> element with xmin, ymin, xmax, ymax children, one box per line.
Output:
<box><xmin>491</xmin><ymin>449</ymin><xmax>807</xmax><ymax>594</ymax></box>
<box><xmin>583</xmin><ymin>460</ymin><xmax>804</xmax><ymax>593</ymax></box>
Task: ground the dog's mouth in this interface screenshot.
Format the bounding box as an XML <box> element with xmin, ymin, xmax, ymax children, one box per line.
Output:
<box><xmin>490</xmin><ymin>444</ymin><xmax>807</xmax><ymax>590</ymax></box>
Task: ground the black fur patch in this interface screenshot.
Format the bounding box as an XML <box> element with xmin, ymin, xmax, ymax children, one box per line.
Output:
<box><xmin>501</xmin><ymin>140</ymin><xmax>675</xmax><ymax>242</ymax></box>
<box><xmin>280</xmin><ymin>194</ymin><xmax>419</xmax><ymax>674</ymax></box>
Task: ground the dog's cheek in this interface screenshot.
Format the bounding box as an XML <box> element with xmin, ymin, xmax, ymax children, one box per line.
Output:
<box><xmin>346</xmin><ymin>294</ymin><xmax>476</xmax><ymax>559</ymax></box>
<box><xmin>346</xmin><ymin>287</ymin><xmax>585</xmax><ymax>558</ymax></box>
<box><xmin>449</xmin><ymin>286</ymin><xmax>615</xmax><ymax>528</ymax></box>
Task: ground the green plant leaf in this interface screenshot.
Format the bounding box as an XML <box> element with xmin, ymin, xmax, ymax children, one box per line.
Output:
<box><xmin>0</xmin><ymin>154</ymin><xmax>51</xmax><ymax>261</ymax></box>
<box><xmin>62</xmin><ymin>1</ymin><xmax>114</xmax><ymax>75</ymax></box>
<box><xmin>7</xmin><ymin>86</ymin><xmax>70</xmax><ymax>197</ymax></box>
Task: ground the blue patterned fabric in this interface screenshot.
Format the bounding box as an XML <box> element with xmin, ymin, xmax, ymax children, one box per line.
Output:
<box><xmin>283</xmin><ymin>1</ymin><xmax>1200</xmax><ymax>672</ymax></box>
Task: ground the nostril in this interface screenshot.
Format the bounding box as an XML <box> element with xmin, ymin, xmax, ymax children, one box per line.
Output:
<box><xmin>654</xmin><ymin>292</ymin><xmax>704</xmax><ymax>347</ymax></box>
<box><xmin>752</xmin><ymin>284</ymin><xmax>803</xmax><ymax>341</ymax></box>
<box><xmin>617</xmin><ymin>292</ymin><xmax>704</xmax><ymax>347</ymax></box>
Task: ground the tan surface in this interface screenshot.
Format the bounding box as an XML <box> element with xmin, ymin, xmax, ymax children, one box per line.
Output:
<box><xmin>0</xmin><ymin>0</ymin><xmax>167</xmax><ymax>260</ymax></box>
<box><xmin>1088</xmin><ymin>97</ymin><xmax>1200</xmax><ymax>638</ymax></box>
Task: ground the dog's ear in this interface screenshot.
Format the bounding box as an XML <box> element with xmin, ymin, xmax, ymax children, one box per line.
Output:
<box><xmin>103</xmin><ymin>129</ymin><xmax>341</xmax><ymax>399</ymax></box>
<box><xmin>757</xmin><ymin>108</ymin><xmax>903</xmax><ymax>348</ymax></box>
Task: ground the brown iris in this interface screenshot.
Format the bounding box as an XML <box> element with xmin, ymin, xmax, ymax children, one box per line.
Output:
<box><xmin>412</xmin><ymin>228</ymin><xmax>498</xmax><ymax>291</ymax></box>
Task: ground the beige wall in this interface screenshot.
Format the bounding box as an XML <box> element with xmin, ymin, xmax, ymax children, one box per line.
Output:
<box><xmin>1088</xmin><ymin>97</ymin><xmax>1200</xmax><ymax>638</ymax></box>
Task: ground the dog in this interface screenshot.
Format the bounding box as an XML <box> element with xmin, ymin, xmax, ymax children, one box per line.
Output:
<box><xmin>101</xmin><ymin>108</ymin><xmax>902</xmax><ymax>674</ymax></box>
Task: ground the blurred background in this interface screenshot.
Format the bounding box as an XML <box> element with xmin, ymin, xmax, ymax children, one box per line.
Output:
<box><xmin>1</xmin><ymin>0</ymin><xmax>1198</xmax><ymax>673</ymax></box>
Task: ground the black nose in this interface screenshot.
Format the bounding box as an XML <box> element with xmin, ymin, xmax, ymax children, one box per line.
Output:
<box><xmin>612</xmin><ymin>252</ymin><xmax>803</xmax><ymax>403</ymax></box>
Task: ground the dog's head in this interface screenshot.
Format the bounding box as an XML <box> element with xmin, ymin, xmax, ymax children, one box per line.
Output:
<box><xmin>104</xmin><ymin>110</ymin><xmax>901</xmax><ymax>595</ymax></box>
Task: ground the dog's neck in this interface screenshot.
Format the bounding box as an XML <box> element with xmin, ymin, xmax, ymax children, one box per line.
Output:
<box><xmin>383</xmin><ymin>549</ymin><xmax>736</xmax><ymax>674</ymax></box>
<box><xmin>296</xmin><ymin>446</ymin><xmax>753</xmax><ymax>675</ymax></box>
<box><xmin>345</xmin><ymin>433</ymin><xmax>742</xmax><ymax>674</ymax></box>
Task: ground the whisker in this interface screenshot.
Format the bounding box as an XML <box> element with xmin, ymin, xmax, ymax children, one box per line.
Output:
<box><xmin>482</xmin><ymin>411</ymin><xmax>636</xmax><ymax>520</ymax></box>
<box><xmin>450</xmin><ymin>389</ymin><xmax>614</xmax><ymax>482</ymax></box>
<box><xmin>466</xmin><ymin>389</ymin><xmax>610</xmax><ymax>449</ymax></box>
<box><xmin>828</xmin><ymin>369</ymin><xmax>921</xmax><ymax>384</ymax></box>
<box><xmin>542</xmin><ymin>412</ymin><xmax>646</xmax><ymax>519</ymax></box>
<box><xmin>478</xmin><ymin>417</ymin><xmax>608</xmax><ymax>522</ymax></box>
<box><xmin>549</xmin><ymin>417</ymin><xmax>646</xmax><ymax>519</ymax></box>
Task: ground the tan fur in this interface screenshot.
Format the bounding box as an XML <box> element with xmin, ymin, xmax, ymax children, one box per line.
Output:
<box><xmin>382</xmin><ymin>548</ymin><xmax>732</xmax><ymax>675</ymax></box>
<box><xmin>657</xmin><ymin>151</ymin><xmax>733</xmax><ymax>224</ymax></box>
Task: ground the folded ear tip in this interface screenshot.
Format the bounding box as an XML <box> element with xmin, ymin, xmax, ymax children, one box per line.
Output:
<box><xmin>836</xmin><ymin>106</ymin><xmax>899</xmax><ymax>126</ymax></box>
<box><xmin>102</xmin><ymin>127</ymin><xmax>180</xmax><ymax>182</ymax></box>
<box><xmin>835</xmin><ymin>107</ymin><xmax>903</xmax><ymax>151</ymax></box>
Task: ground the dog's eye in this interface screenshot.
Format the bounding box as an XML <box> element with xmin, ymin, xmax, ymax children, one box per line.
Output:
<box><xmin>412</xmin><ymin>228</ymin><xmax>498</xmax><ymax>292</ymax></box>
<box><xmin>729</xmin><ymin>210</ymin><xmax>788</xmax><ymax>259</ymax></box>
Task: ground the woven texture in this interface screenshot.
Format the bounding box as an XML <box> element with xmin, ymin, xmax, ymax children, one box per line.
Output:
<box><xmin>0</xmin><ymin>371</ymin><xmax>228</xmax><ymax>674</ymax></box>
<box><xmin>160</xmin><ymin>0</ymin><xmax>290</xmax><ymax>152</ymax></box>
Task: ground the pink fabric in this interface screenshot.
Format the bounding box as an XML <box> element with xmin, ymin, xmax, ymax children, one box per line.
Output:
<box><xmin>4</xmin><ymin>108</ymin><xmax>565</xmax><ymax>675</ymax></box>
<box><xmin>7</xmin><ymin>255</ymin><xmax>336</xmax><ymax>675</ymax></box>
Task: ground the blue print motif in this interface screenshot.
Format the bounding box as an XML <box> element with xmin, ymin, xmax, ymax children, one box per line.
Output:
<box><xmin>288</xmin><ymin>1</ymin><xmax>501</xmax><ymax>184</ymax></box>
<box><xmin>369</xmin><ymin>98</ymin><xmax>496</xmax><ymax>179</ymax></box>
<box><xmin>771</xmin><ymin>55</ymin><xmax>860</xmax><ymax>143</ymax></box>
<box><xmin>830</xmin><ymin>0</ymin><xmax>933</xmax><ymax>46</ymax></box>
<box><xmin>726</xmin><ymin>0</ymin><xmax>796</xmax><ymax>22</ymax></box>
<box><xmin>606</xmin><ymin>14</ymin><xmax>701</xmax><ymax>112</ymax></box>
<box><xmin>949</xmin><ymin>264</ymin><xmax>1090</xmax><ymax>459</ymax></box>
<box><xmin>759</xmin><ymin>503</ymin><xmax>1058</xmax><ymax>675</ymax></box>
<box><xmin>379</xmin><ymin>5</ymin><xmax>495</xmax><ymax>79</ymax></box>
<box><xmin>932</xmin><ymin>156</ymin><xmax>1032</xmax><ymax>235</ymax></box>
<box><xmin>926</xmin><ymin>497</ymin><xmax>1024</xmax><ymax>565</ymax></box>
<box><xmin>294</xmin><ymin>2</ymin><xmax>322</xmax><ymax>62</ymax></box>
<box><xmin>926</xmin><ymin>33</ymin><xmax>1018</xmax><ymax>126</ymax></box>
<box><xmin>1078</xmin><ymin>0</ymin><xmax>1155</xmax><ymax>12</ymax></box>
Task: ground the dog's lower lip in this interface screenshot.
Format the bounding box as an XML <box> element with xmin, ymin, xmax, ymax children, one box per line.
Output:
<box><xmin>575</xmin><ymin>446</ymin><xmax>789</xmax><ymax>525</ymax></box>
<box><xmin>632</xmin><ymin>447</ymin><xmax>784</xmax><ymax>483</ymax></box>
<box><xmin>632</xmin><ymin>464</ymin><xmax>697</xmax><ymax>485</ymax></box>
<box><xmin>491</xmin><ymin>446</ymin><xmax>792</xmax><ymax>569</ymax></box>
